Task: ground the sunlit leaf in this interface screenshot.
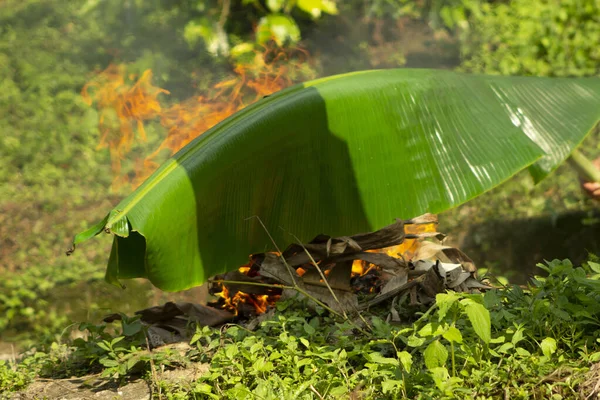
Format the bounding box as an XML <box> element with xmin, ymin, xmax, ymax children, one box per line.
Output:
<box><xmin>515</xmin><ymin>347</ymin><xmax>531</xmax><ymax>357</ymax></box>
<box><xmin>407</xmin><ymin>335</ymin><xmax>427</xmax><ymax>347</ymax></box>
<box><xmin>589</xmin><ymin>262</ymin><xmax>600</xmax><ymax>274</ymax></box>
<box><xmin>381</xmin><ymin>380</ymin><xmax>402</xmax><ymax>394</ymax></box>
<box><xmin>424</xmin><ymin>340</ymin><xmax>448</xmax><ymax>370</ymax></box>
<box><xmin>297</xmin><ymin>0</ymin><xmax>338</xmax><ymax>18</ymax></box>
<box><xmin>99</xmin><ymin>358</ymin><xmax>119</xmax><ymax>367</ymax></box>
<box><xmin>429</xmin><ymin>366</ymin><xmax>451</xmax><ymax>391</ymax></box>
<box><xmin>300</xmin><ymin>337</ymin><xmax>310</xmax><ymax>348</ymax></box>
<box><xmin>540</xmin><ymin>337</ymin><xmax>557</xmax><ymax>358</ymax></box>
<box><xmin>397</xmin><ymin>351</ymin><xmax>412</xmax><ymax>373</ymax></box>
<box><xmin>461</xmin><ymin>299</ymin><xmax>491</xmax><ymax>343</ymax></box>
<box><xmin>225</xmin><ymin>344</ymin><xmax>239</xmax><ymax>359</ymax></box>
<box><xmin>497</xmin><ymin>342</ymin><xmax>513</xmax><ymax>354</ymax></box>
<box><xmin>256</xmin><ymin>14</ymin><xmax>301</xmax><ymax>46</ymax></box>
<box><xmin>511</xmin><ymin>326</ymin><xmax>525</xmax><ymax>345</ymax></box>
<box><xmin>436</xmin><ymin>292</ymin><xmax>460</xmax><ymax>321</ymax></box>
<box><xmin>368</xmin><ymin>352</ymin><xmax>399</xmax><ymax>366</ymax></box>
<box><xmin>266</xmin><ymin>0</ymin><xmax>285</xmax><ymax>12</ymax></box>
<box><xmin>442</xmin><ymin>326</ymin><xmax>463</xmax><ymax>343</ymax></box>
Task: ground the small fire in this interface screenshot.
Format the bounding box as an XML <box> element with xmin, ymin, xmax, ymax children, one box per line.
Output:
<box><xmin>81</xmin><ymin>65</ymin><xmax>169</xmax><ymax>189</ymax></box>
<box><xmin>215</xmin><ymin>285</ymin><xmax>280</xmax><ymax>316</ymax></box>
<box><xmin>351</xmin><ymin>220</ymin><xmax>438</xmax><ymax>276</ymax></box>
<box><xmin>212</xmin><ymin>263</ymin><xmax>282</xmax><ymax>316</ymax></box>
<box><xmin>214</xmin><ymin>220</ymin><xmax>438</xmax><ymax>315</ymax></box>
<box><xmin>84</xmin><ymin>45</ymin><xmax>315</xmax><ymax>190</ymax></box>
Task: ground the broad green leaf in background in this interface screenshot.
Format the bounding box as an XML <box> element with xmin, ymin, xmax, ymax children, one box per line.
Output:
<box><xmin>540</xmin><ymin>337</ymin><xmax>557</xmax><ymax>358</ymax></box>
<box><xmin>256</xmin><ymin>14</ymin><xmax>301</xmax><ymax>46</ymax></box>
<box><xmin>461</xmin><ymin>299</ymin><xmax>491</xmax><ymax>343</ymax></box>
<box><xmin>424</xmin><ymin>340</ymin><xmax>448</xmax><ymax>370</ymax></box>
<box><xmin>397</xmin><ymin>351</ymin><xmax>412</xmax><ymax>373</ymax></box>
<box><xmin>71</xmin><ymin>69</ymin><xmax>600</xmax><ymax>291</ymax></box>
<box><xmin>296</xmin><ymin>0</ymin><xmax>339</xmax><ymax>18</ymax></box>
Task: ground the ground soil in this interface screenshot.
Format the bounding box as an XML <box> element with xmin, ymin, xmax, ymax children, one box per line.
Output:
<box><xmin>10</xmin><ymin>345</ymin><xmax>209</xmax><ymax>400</ymax></box>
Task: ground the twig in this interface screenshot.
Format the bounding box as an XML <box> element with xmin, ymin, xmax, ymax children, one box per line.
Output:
<box><xmin>290</xmin><ymin>233</ymin><xmax>346</xmax><ymax>312</ymax></box>
<box><xmin>245</xmin><ymin>216</ymin><xmax>298</xmax><ymax>286</ymax></box>
<box><xmin>217</xmin><ymin>0</ymin><xmax>231</xmax><ymax>29</ymax></box>
<box><xmin>245</xmin><ymin>217</ymin><xmax>371</xmax><ymax>334</ymax></box>
<box><xmin>310</xmin><ymin>384</ymin><xmax>325</xmax><ymax>400</ymax></box>
<box><xmin>208</xmin><ymin>279</ymin><xmax>287</xmax><ymax>290</ymax></box>
<box><xmin>146</xmin><ymin>336</ymin><xmax>161</xmax><ymax>399</ymax></box>
<box><xmin>36</xmin><ymin>374</ymin><xmax>103</xmax><ymax>382</ymax></box>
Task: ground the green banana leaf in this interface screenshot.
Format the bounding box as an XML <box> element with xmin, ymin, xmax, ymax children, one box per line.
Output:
<box><xmin>72</xmin><ymin>69</ymin><xmax>600</xmax><ymax>291</ymax></box>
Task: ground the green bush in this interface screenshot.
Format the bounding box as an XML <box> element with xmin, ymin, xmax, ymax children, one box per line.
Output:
<box><xmin>457</xmin><ymin>0</ymin><xmax>600</xmax><ymax>77</ymax></box>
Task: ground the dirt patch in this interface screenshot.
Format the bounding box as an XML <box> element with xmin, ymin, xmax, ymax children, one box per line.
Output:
<box><xmin>580</xmin><ymin>362</ymin><xmax>600</xmax><ymax>399</ymax></box>
<box><xmin>11</xmin><ymin>361</ymin><xmax>209</xmax><ymax>400</ymax></box>
<box><xmin>11</xmin><ymin>379</ymin><xmax>150</xmax><ymax>400</ymax></box>
<box><xmin>0</xmin><ymin>342</ymin><xmax>19</xmax><ymax>363</ymax></box>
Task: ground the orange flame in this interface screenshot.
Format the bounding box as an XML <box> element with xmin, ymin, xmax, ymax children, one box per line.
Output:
<box><xmin>215</xmin><ymin>220</ymin><xmax>437</xmax><ymax>314</ymax></box>
<box><xmin>351</xmin><ymin>221</ymin><xmax>437</xmax><ymax>276</ymax></box>
<box><xmin>214</xmin><ymin>264</ymin><xmax>281</xmax><ymax>315</ymax></box>
<box><xmin>216</xmin><ymin>286</ymin><xmax>280</xmax><ymax>316</ymax></box>
<box><xmin>82</xmin><ymin>65</ymin><xmax>169</xmax><ymax>188</ymax></box>
<box><xmin>84</xmin><ymin>46</ymin><xmax>315</xmax><ymax>190</ymax></box>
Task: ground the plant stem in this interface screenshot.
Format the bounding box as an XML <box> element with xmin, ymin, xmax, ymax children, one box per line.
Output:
<box><xmin>568</xmin><ymin>149</ymin><xmax>600</xmax><ymax>183</ymax></box>
<box><xmin>451</xmin><ymin>340</ymin><xmax>456</xmax><ymax>377</ymax></box>
<box><xmin>247</xmin><ymin>215</ymin><xmax>298</xmax><ymax>286</ymax></box>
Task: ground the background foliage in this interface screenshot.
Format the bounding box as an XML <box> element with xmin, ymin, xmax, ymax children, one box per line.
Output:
<box><xmin>1</xmin><ymin>0</ymin><xmax>599</xmax><ymax>348</ymax></box>
<box><xmin>457</xmin><ymin>0</ymin><xmax>600</xmax><ymax>76</ymax></box>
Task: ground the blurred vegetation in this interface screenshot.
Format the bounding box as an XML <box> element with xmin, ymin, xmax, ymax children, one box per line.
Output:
<box><xmin>0</xmin><ymin>0</ymin><xmax>599</xmax><ymax>349</ymax></box>
<box><xmin>458</xmin><ymin>0</ymin><xmax>600</xmax><ymax>76</ymax></box>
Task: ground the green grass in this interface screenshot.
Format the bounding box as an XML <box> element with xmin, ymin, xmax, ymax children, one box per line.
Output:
<box><xmin>3</xmin><ymin>259</ymin><xmax>600</xmax><ymax>398</ymax></box>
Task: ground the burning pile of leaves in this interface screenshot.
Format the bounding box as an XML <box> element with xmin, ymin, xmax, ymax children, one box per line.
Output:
<box><xmin>118</xmin><ymin>214</ymin><xmax>490</xmax><ymax>347</ymax></box>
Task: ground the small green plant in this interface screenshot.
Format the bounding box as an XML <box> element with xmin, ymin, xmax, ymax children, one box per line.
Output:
<box><xmin>68</xmin><ymin>314</ymin><xmax>186</xmax><ymax>382</ymax></box>
<box><xmin>176</xmin><ymin>258</ymin><xmax>600</xmax><ymax>399</ymax></box>
<box><xmin>0</xmin><ymin>359</ymin><xmax>36</xmax><ymax>393</ymax></box>
<box><xmin>4</xmin><ymin>258</ymin><xmax>600</xmax><ymax>397</ymax></box>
